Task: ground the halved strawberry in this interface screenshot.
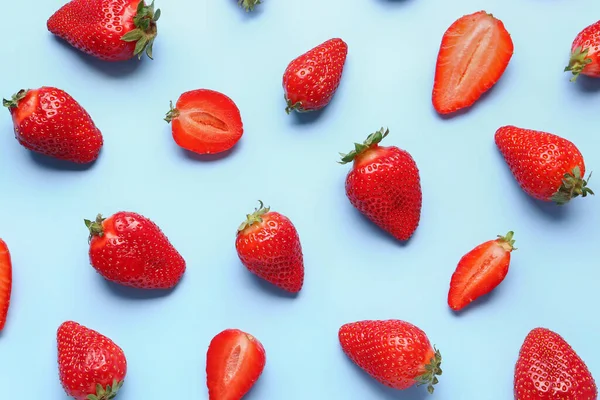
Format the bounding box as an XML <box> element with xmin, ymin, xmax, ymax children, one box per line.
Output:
<box><xmin>0</xmin><ymin>239</ymin><xmax>13</xmax><ymax>331</ymax></box>
<box><xmin>432</xmin><ymin>11</ymin><xmax>514</xmax><ymax>114</ymax></box>
<box><xmin>165</xmin><ymin>89</ymin><xmax>244</xmax><ymax>155</ymax></box>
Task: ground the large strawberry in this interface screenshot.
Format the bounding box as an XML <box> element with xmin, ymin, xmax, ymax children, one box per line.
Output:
<box><xmin>514</xmin><ymin>327</ymin><xmax>597</xmax><ymax>399</ymax></box>
<box><xmin>339</xmin><ymin>319</ymin><xmax>442</xmax><ymax>394</ymax></box>
<box><xmin>235</xmin><ymin>201</ymin><xmax>304</xmax><ymax>293</ymax></box>
<box><xmin>47</xmin><ymin>0</ymin><xmax>161</xmax><ymax>62</ymax></box>
<box><xmin>3</xmin><ymin>87</ymin><xmax>103</xmax><ymax>164</ymax></box>
<box><xmin>85</xmin><ymin>212</ymin><xmax>186</xmax><ymax>289</ymax></box>
<box><xmin>0</xmin><ymin>239</ymin><xmax>12</xmax><ymax>332</ymax></box>
<box><xmin>283</xmin><ymin>38</ymin><xmax>348</xmax><ymax>114</ymax></box>
<box><xmin>432</xmin><ymin>11</ymin><xmax>513</xmax><ymax>114</ymax></box>
<box><xmin>495</xmin><ymin>125</ymin><xmax>593</xmax><ymax>205</ymax></box>
<box><xmin>57</xmin><ymin>321</ymin><xmax>127</xmax><ymax>400</ymax></box>
<box><xmin>340</xmin><ymin>128</ymin><xmax>422</xmax><ymax>241</ymax></box>
<box><xmin>206</xmin><ymin>329</ymin><xmax>266</xmax><ymax>400</ymax></box>
<box><xmin>565</xmin><ymin>20</ymin><xmax>600</xmax><ymax>82</ymax></box>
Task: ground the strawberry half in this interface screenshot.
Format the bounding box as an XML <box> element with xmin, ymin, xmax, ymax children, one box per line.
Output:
<box><xmin>432</xmin><ymin>11</ymin><xmax>514</xmax><ymax>114</ymax></box>
<box><xmin>0</xmin><ymin>239</ymin><xmax>12</xmax><ymax>332</ymax></box>
<box><xmin>206</xmin><ymin>329</ymin><xmax>266</xmax><ymax>400</ymax></box>
<box><xmin>565</xmin><ymin>20</ymin><xmax>600</xmax><ymax>82</ymax></box>
<box><xmin>165</xmin><ymin>89</ymin><xmax>244</xmax><ymax>155</ymax></box>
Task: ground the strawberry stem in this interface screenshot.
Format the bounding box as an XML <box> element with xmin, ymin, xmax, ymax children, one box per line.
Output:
<box><xmin>164</xmin><ymin>101</ymin><xmax>180</xmax><ymax>123</ymax></box>
<box><xmin>338</xmin><ymin>127</ymin><xmax>389</xmax><ymax>164</ymax></box>
<box><xmin>86</xmin><ymin>379</ymin><xmax>124</xmax><ymax>400</ymax></box>
<box><xmin>2</xmin><ymin>89</ymin><xmax>28</xmax><ymax>109</ymax></box>
<box><xmin>120</xmin><ymin>1</ymin><xmax>161</xmax><ymax>60</ymax></box>
<box><xmin>564</xmin><ymin>46</ymin><xmax>593</xmax><ymax>82</ymax></box>
<box><xmin>496</xmin><ymin>231</ymin><xmax>516</xmax><ymax>251</ymax></box>
<box><xmin>550</xmin><ymin>166</ymin><xmax>594</xmax><ymax>205</ymax></box>
<box><xmin>238</xmin><ymin>201</ymin><xmax>270</xmax><ymax>232</ymax></box>
<box><xmin>415</xmin><ymin>347</ymin><xmax>442</xmax><ymax>394</ymax></box>
<box><xmin>285</xmin><ymin>99</ymin><xmax>304</xmax><ymax>114</ymax></box>
<box><xmin>238</xmin><ymin>0</ymin><xmax>261</xmax><ymax>12</ymax></box>
<box><xmin>84</xmin><ymin>214</ymin><xmax>106</xmax><ymax>243</ymax></box>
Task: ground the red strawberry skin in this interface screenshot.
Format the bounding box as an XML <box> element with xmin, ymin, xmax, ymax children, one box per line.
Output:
<box><xmin>235</xmin><ymin>202</ymin><xmax>304</xmax><ymax>293</ymax></box>
<box><xmin>206</xmin><ymin>329</ymin><xmax>266</xmax><ymax>400</ymax></box>
<box><xmin>86</xmin><ymin>212</ymin><xmax>186</xmax><ymax>289</ymax></box>
<box><xmin>341</xmin><ymin>128</ymin><xmax>422</xmax><ymax>241</ymax></box>
<box><xmin>339</xmin><ymin>320</ymin><xmax>442</xmax><ymax>393</ymax></box>
<box><xmin>47</xmin><ymin>0</ymin><xmax>160</xmax><ymax>62</ymax></box>
<box><xmin>3</xmin><ymin>87</ymin><xmax>103</xmax><ymax>163</ymax></box>
<box><xmin>283</xmin><ymin>38</ymin><xmax>348</xmax><ymax>113</ymax></box>
<box><xmin>514</xmin><ymin>328</ymin><xmax>598</xmax><ymax>400</ymax></box>
<box><xmin>495</xmin><ymin>126</ymin><xmax>593</xmax><ymax>205</ymax></box>
<box><xmin>565</xmin><ymin>20</ymin><xmax>600</xmax><ymax>81</ymax></box>
<box><xmin>0</xmin><ymin>239</ymin><xmax>12</xmax><ymax>332</ymax></box>
<box><xmin>57</xmin><ymin>321</ymin><xmax>127</xmax><ymax>400</ymax></box>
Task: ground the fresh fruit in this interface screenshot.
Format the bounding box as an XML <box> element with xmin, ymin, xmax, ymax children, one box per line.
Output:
<box><xmin>238</xmin><ymin>0</ymin><xmax>261</xmax><ymax>12</ymax></box>
<box><xmin>448</xmin><ymin>231</ymin><xmax>516</xmax><ymax>311</ymax></box>
<box><xmin>283</xmin><ymin>38</ymin><xmax>348</xmax><ymax>114</ymax></box>
<box><xmin>235</xmin><ymin>201</ymin><xmax>304</xmax><ymax>293</ymax></box>
<box><xmin>206</xmin><ymin>329</ymin><xmax>266</xmax><ymax>400</ymax></box>
<box><xmin>85</xmin><ymin>212</ymin><xmax>186</xmax><ymax>289</ymax></box>
<box><xmin>340</xmin><ymin>128</ymin><xmax>422</xmax><ymax>241</ymax></box>
<box><xmin>495</xmin><ymin>125</ymin><xmax>593</xmax><ymax>205</ymax></box>
<box><xmin>432</xmin><ymin>11</ymin><xmax>514</xmax><ymax>114</ymax></box>
<box><xmin>3</xmin><ymin>87</ymin><xmax>103</xmax><ymax>163</ymax></box>
<box><xmin>514</xmin><ymin>327</ymin><xmax>597</xmax><ymax>400</ymax></box>
<box><xmin>57</xmin><ymin>321</ymin><xmax>127</xmax><ymax>400</ymax></box>
<box><xmin>339</xmin><ymin>319</ymin><xmax>442</xmax><ymax>394</ymax></box>
<box><xmin>47</xmin><ymin>0</ymin><xmax>161</xmax><ymax>61</ymax></box>
<box><xmin>0</xmin><ymin>239</ymin><xmax>12</xmax><ymax>332</ymax></box>
<box><xmin>164</xmin><ymin>89</ymin><xmax>244</xmax><ymax>155</ymax></box>
<box><xmin>565</xmin><ymin>20</ymin><xmax>600</xmax><ymax>82</ymax></box>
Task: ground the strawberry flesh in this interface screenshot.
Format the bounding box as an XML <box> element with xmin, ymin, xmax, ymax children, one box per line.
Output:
<box><xmin>0</xmin><ymin>239</ymin><xmax>12</xmax><ymax>331</ymax></box>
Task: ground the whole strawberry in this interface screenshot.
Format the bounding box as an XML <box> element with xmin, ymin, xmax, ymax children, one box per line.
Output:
<box><xmin>514</xmin><ymin>327</ymin><xmax>597</xmax><ymax>399</ymax></box>
<box><xmin>57</xmin><ymin>321</ymin><xmax>127</xmax><ymax>400</ymax></box>
<box><xmin>339</xmin><ymin>319</ymin><xmax>442</xmax><ymax>394</ymax></box>
<box><xmin>283</xmin><ymin>38</ymin><xmax>348</xmax><ymax>114</ymax></box>
<box><xmin>235</xmin><ymin>201</ymin><xmax>304</xmax><ymax>293</ymax></box>
<box><xmin>565</xmin><ymin>20</ymin><xmax>600</xmax><ymax>82</ymax></box>
<box><xmin>340</xmin><ymin>128</ymin><xmax>422</xmax><ymax>241</ymax></box>
<box><xmin>85</xmin><ymin>212</ymin><xmax>186</xmax><ymax>289</ymax></box>
<box><xmin>3</xmin><ymin>87</ymin><xmax>103</xmax><ymax>163</ymax></box>
<box><xmin>495</xmin><ymin>125</ymin><xmax>593</xmax><ymax>205</ymax></box>
<box><xmin>47</xmin><ymin>0</ymin><xmax>161</xmax><ymax>61</ymax></box>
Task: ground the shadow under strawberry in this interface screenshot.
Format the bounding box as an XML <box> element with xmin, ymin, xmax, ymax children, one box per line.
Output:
<box><xmin>178</xmin><ymin>141</ymin><xmax>242</xmax><ymax>162</ymax></box>
<box><xmin>101</xmin><ymin>278</ymin><xmax>180</xmax><ymax>299</ymax></box>
<box><xmin>573</xmin><ymin>75</ymin><xmax>600</xmax><ymax>93</ymax></box>
<box><xmin>29</xmin><ymin>152</ymin><xmax>98</xmax><ymax>171</ymax></box>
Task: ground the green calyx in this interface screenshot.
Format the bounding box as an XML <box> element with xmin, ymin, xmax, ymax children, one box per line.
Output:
<box><xmin>164</xmin><ymin>100</ymin><xmax>179</xmax><ymax>123</ymax></box>
<box><xmin>2</xmin><ymin>89</ymin><xmax>28</xmax><ymax>109</ymax></box>
<box><xmin>238</xmin><ymin>0</ymin><xmax>262</xmax><ymax>12</ymax></box>
<box><xmin>338</xmin><ymin>127</ymin><xmax>389</xmax><ymax>164</ymax></box>
<box><xmin>120</xmin><ymin>0</ymin><xmax>161</xmax><ymax>60</ymax></box>
<box><xmin>550</xmin><ymin>166</ymin><xmax>594</xmax><ymax>205</ymax></box>
<box><xmin>84</xmin><ymin>214</ymin><xmax>106</xmax><ymax>243</ymax></box>
<box><xmin>238</xmin><ymin>200</ymin><xmax>270</xmax><ymax>232</ymax></box>
<box><xmin>564</xmin><ymin>46</ymin><xmax>592</xmax><ymax>82</ymax></box>
<box><xmin>496</xmin><ymin>231</ymin><xmax>516</xmax><ymax>251</ymax></box>
<box><xmin>415</xmin><ymin>347</ymin><xmax>442</xmax><ymax>394</ymax></box>
<box><xmin>86</xmin><ymin>379</ymin><xmax>124</xmax><ymax>400</ymax></box>
<box><xmin>285</xmin><ymin>98</ymin><xmax>304</xmax><ymax>114</ymax></box>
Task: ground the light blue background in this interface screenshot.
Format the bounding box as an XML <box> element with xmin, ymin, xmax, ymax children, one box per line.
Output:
<box><xmin>1</xmin><ymin>0</ymin><xmax>599</xmax><ymax>398</ymax></box>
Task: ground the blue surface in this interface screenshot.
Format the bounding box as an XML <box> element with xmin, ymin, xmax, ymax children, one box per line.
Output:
<box><xmin>1</xmin><ymin>0</ymin><xmax>600</xmax><ymax>398</ymax></box>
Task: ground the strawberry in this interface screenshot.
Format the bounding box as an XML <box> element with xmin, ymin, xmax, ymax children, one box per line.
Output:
<box><xmin>565</xmin><ymin>20</ymin><xmax>600</xmax><ymax>82</ymax></box>
<box><xmin>495</xmin><ymin>125</ymin><xmax>593</xmax><ymax>205</ymax></box>
<box><xmin>3</xmin><ymin>87</ymin><xmax>103</xmax><ymax>164</ymax></box>
<box><xmin>514</xmin><ymin>327</ymin><xmax>597</xmax><ymax>400</ymax></box>
<box><xmin>235</xmin><ymin>201</ymin><xmax>304</xmax><ymax>293</ymax></box>
<box><xmin>206</xmin><ymin>329</ymin><xmax>266</xmax><ymax>400</ymax></box>
<box><xmin>164</xmin><ymin>89</ymin><xmax>244</xmax><ymax>155</ymax></box>
<box><xmin>340</xmin><ymin>128</ymin><xmax>422</xmax><ymax>241</ymax></box>
<box><xmin>0</xmin><ymin>239</ymin><xmax>12</xmax><ymax>332</ymax></box>
<box><xmin>85</xmin><ymin>212</ymin><xmax>186</xmax><ymax>289</ymax></box>
<box><xmin>238</xmin><ymin>0</ymin><xmax>261</xmax><ymax>12</ymax></box>
<box><xmin>432</xmin><ymin>11</ymin><xmax>514</xmax><ymax>114</ymax></box>
<box><xmin>283</xmin><ymin>38</ymin><xmax>348</xmax><ymax>114</ymax></box>
<box><xmin>47</xmin><ymin>0</ymin><xmax>161</xmax><ymax>62</ymax></box>
<box><xmin>339</xmin><ymin>320</ymin><xmax>442</xmax><ymax>394</ymax></box>
<box><xmin>448</xmin><ymin>231</ymin><xmax>516</xmax><ymax>311</ymax></box>
<box><xmin>57</xmin><ymin>321</ymin><xmax>127</xmax><ymax>400</ymax></box>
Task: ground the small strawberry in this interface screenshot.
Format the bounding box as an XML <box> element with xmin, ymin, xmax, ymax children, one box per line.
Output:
<box><xmin>495</xmin><ymin>125</ymin><xmax>593</xmax><ymax>205</ymax></box>
<box><xmin>57</xmin><ymin>321</ymin><xmax>127</xmax><ymax>400</ymax></box>
<box><xmin>206</xmin><ymin>329</ymin><xmax>266</xmax><ymax>400</ymax></box>
<box><xmin>235</xmin><ymin>201</ymin><xmax>304</xmax><ymax>293</ymax></box>
<box><xmin>565</xmin><ymin>20</ymin><xmax>600</xmax><ymax>82</ymax></box>
<box><xmin>238</xmin><ymin>0</ymin><xmax>261</xmax><ymax>12</ymax></box>
<box><xmin>283</xmin><ymin>38</ymin><xmax>348</xmax><ymax>114</ymax></box>
<box><xmin>339</xmin><ymin>320</ymin><xmax>442</xmax><ymax>394</ymax></box>
<box><xmin>514</xmin><ymin>327</ymin><xmax>597</xmax><ymax>400</ymax></box>
<box><xmin>164</xmin><ymin>89</ymin><xmax>244</xmax><ymax>155</ymax></box>
<box><xmin>340</xmin><ymin>128</ymin><xmax>422</xmax><ymax>241</ymax></box>
<box><xmin>85</xmin><ymin>212</ymin><xmax>186</xmax><ymax>289</ymax></box>
<box><xmin>0</xmin><ymin>239</ymin><xmax>12</xmax><ymax>332</ymax></box>
<box><xmin>448</xmin><ymin>231</ymin><xmax>516</xmax><ymax>311</ymax></box>
<box><xmin>432</xmin><ymin>11</ymin><xmax>514</xmax><ymax>114</ymax></box>
<box><xmin>3</xmin><ymin>87</ymin><xmax>103</xmax><ymax>163</ymax></box>
<box><xmin>47</xmin><ymin>0</ymin><xmax>161</xmax><ymax>62</ymax></box>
